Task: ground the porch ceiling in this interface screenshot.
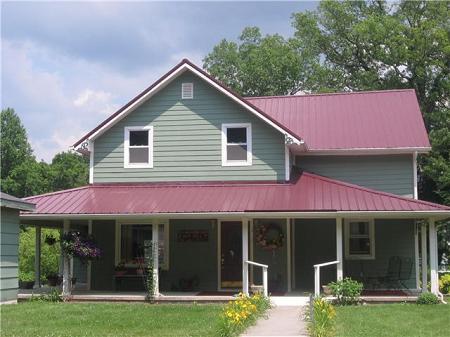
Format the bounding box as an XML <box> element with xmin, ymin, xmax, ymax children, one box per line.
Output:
<box><xmin>20</xmin><ymin>171</ymin><xmax>450</xmax><ymax>221</ymax></box>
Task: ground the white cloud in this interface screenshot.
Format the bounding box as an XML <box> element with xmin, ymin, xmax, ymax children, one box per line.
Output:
<box><xmin>73</xmin><ymin>89</ymin><xmax>118</xmax><ymax>115</ymax></box>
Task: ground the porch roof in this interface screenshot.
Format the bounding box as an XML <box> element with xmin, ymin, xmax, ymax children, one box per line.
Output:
<box><xmin>21</xmin><ymin>171</ymin><xmax>449</xmax><ymax>218</ymax></box>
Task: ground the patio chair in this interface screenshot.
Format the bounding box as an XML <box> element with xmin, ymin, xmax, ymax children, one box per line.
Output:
<box><xmin>378</xmin><ymin>256</ymin><xmax>402</xmax><ymax>289</ymax></box>
<box><xmin>398</xmin><ymin>257</ymin><xmax>413</xmax><ymax>289</ymax></box>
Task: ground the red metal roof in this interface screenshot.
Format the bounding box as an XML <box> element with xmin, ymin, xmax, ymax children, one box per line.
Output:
<box><xmin>246</xmin><ymin>90</ymin><xmax>431</xmax><ymax>151</ymax></box>
<box><xmin>23</xmin><ymin>172</ymin><xmax>448</xmax><ymax>216</ymax></box>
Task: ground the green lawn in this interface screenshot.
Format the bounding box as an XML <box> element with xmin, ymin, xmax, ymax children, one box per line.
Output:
<box><xmin>1</xmin><ymin>302</ymin><xmax>223</xmax><ymax>337</ymax></box>
<box><xmin>335</xmin><ymin>303</ymin><xmax>450</xmax><ymax>337</ymax></box>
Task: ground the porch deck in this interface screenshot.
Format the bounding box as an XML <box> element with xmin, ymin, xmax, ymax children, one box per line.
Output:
<box><xmin>18</xmin><ymin>288</ymin><xmax>417</xmax><ymax>304</ymax></box>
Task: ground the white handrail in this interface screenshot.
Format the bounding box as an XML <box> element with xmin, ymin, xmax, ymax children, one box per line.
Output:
<box><xmin>313</xmin><ymin>260</ymin><xmax>340</xmax><ymax>296</ymax></box>
<box><xmin>245</xmin><ymin>260</ymin><xmax>269</xmax><ymax>297</ymax></box>
<box><xmin>246</xmin><ymin>261</ymin><xmax>268</xmax><ymax>268</ymax></box>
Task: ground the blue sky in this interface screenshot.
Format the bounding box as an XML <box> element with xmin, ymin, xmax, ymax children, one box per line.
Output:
<box><xmin>1</xmin><ymin>1</ymin><xmax>316</xmax><ymax>162</ymax></box>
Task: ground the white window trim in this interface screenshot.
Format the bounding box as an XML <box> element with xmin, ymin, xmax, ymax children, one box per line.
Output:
<box><xmin>115</xmin><ymin>220</ymin><xmax>169</xmax><ymax>270</ymax></box>
<box><xmin>124</xmin><ymin>126</ymin><xmax>153</xmax><ymax>168</ymax></box>
<box><xmin>181</xmin><ymin>82</ymin><xmax>194</xmax><ymax>99</ymax></box>
<box><xmin>221</xmin><ymin>123</ymin><xmax>252</xmax><ymax>167</ymax></box>
<box><xmin>344</xmin><ymin>218</ymin><xmax>375</xmax><ymax>260</ymax></box>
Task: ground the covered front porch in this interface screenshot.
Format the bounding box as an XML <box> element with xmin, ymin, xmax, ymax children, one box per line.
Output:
<box><xmin>22</xmin><ymin>214</ymin><xmax>443</xmax><ymax>300</ymax></box>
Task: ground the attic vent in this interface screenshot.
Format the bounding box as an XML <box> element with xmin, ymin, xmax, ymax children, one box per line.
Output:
<box><xmin>181</xmin><ymin>82</ymin><xmax>194</xmax><ymax>99</ymax></box>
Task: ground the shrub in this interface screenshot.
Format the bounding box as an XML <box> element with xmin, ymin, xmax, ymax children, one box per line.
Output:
<box><xmin>218</xmin><ymin>292</ymin><xmax>271</xmax><ymax>337</ymax></box>
<box><xmin>30</xmin><ymin>289</ymin><xmax>62</xmax><ymax>302</ymax></box>
<box><xmin>19</xmin><ymin>227</ymin><xmax>61</xmax><ymax>282</ymax></box>
<box><xmin>19</xmin><ymin>271</ymin><xmax>34</xmax><ymax>282</ymax></box>
<box><xmin>439</xmin><ymin>274</ymin><xmax>450</xmax><ymax>294</ymax></box>
<box><xmin>308</xmin><ymin>297</ymin><xmax>336</xmax><ymax>337</ymax></box>
<box><xmin>328</xmin><ymin>277</ymin><xmax>363</xmax><ymax>305</ymax></box>
<box><xmin>417</xmin><ymin>292</ymin><xmax>440</xmax><ymax>305</ymax></box>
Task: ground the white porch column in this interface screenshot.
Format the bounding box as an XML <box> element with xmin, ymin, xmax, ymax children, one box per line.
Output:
<box><xmin>242</xmin><ymin>219</ymin><xmax>249</xmax><ymax>296</ymax></box>
<box><xmin>286</xmin><ymin>218</ymin><xmax>292</xmax><ymax>292</ymax></box>
<box><xmin>34</xmin><ymin>226</ymin><xmax>41</xmax><ymax>288</ymax></box>
<box><xmin>87</xmin><ymin>220</ymin><xmax>92</xmax><ymax>291</ymax></box>
<box><xmin>336</xmin><ymin>218</ymin><xmax>343</xmax><ymax>280</ymax></box>
<box><xmin>152</xmin><ymin>222</ymin><xmax>160</xmax><ymax>297</ymax></box>
<box><xmin>429</xmin><ymin>219</ymin><xmax>439</xmax><ymax>295</ymax></box>
<box><xmin>62</xmin><ymin>220</ymin><xmax>71</xmax><ymax>297</ymax></box>
<box><xmin>421</xmin><ymin>222</ymin><xmax>428</xmax><ymax>293</ymax></box>
<box><xmin>414</xmin><ymin>222</ymin><xmax>420</xmax><ymax>289</ymax></box>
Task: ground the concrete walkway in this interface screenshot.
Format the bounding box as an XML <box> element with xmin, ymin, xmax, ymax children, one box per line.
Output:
<box><xmin>241</xmin><ymin>300</ymin><xmax>309</xmax><ymax>337</ymax></box>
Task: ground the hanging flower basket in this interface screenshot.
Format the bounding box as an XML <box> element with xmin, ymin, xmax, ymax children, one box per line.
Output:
<box><xmin>61</xmin><ymin>231</ymin><xmax>102</xmax><ymax>263</ymax></box>
<box><xmin>255</xmin><ymin>223</ymin><xmax>284</xmax><ymax>250</ymax></box>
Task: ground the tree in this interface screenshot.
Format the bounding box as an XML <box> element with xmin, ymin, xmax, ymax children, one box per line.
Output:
<box><xmin>2</xmin><ymin>160</ymin><xmax>52</xmax><ymax>198</ymax></box>
<box><xmin>203</xmin><ymin>27</ymin><xmax>333</xmax><ymax>96</ymax></box>
<box><xmin>50</xmin><ymin>151</ymin><xmax>89</xmax><ymax>191</ymax></box>
<box><xmin>0</xmin><ymin>108</ymin><xmax>34</xmax><ymax>180</ymax></box>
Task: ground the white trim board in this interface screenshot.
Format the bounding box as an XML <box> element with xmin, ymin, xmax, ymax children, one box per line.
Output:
<box><xmin>76</xmin><ymin>62</ymin><xmax>302</xmax><ymax>148</ymax></box>
<box><xmin>21</xmin><ymin>210</ymin><xmax>450</xmax><ymax>221</ymax></box>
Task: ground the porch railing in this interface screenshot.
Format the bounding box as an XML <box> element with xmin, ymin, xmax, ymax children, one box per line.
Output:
<box><xmin>313</xmin><ymin>260</ymin><xmax>340</xmax><ymax>296</ymax></box>
<box><xmin>245</xmin><ymin>260</ymin><xmax>269</xmax><ymax>297</ymax></box>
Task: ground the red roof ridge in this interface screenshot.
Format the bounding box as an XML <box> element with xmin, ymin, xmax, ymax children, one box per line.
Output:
<box><xmin>301</xmin><ymin>171</ymin><xmax>449</xmax><ymax>210</ymax></box>
<box><xmin>24</xmin><ymin>185</ymin><xmax>91</xmax><ymax>201</ymax></box>
<box><xmin>245</xmin><ymin>88</ymin><xmax>415</xmax><ymax>100</ymax></box>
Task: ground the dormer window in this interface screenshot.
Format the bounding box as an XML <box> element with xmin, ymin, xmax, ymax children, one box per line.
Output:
<box><xmin>124</xmin><ymin>126</ymin><xmax>153</xmax><ymax>168</ymax></box>
<box><xmin>221</xmin><ymin>123</ymin><xmax>252</xmax><ymax>166</ymax></box>
<box><xmin>181</xmin><ymin>82</ymin><xmax>194</xmax><ymax>99</ymax></box>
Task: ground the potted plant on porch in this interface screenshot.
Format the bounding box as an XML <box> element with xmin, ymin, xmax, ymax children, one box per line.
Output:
<box><xmin>46</xmin><ymin>272</ymin><xmax>61</xmax><ymax>287</ymax></box>
<box><xmin>19</xmin><ymin>271</ymin><xmax>35</xmax><ymax>289</ymax></box>
<box><xmin>114</xmin><ymin>261</ymin><xmax>127</xmax><ymax>276</ymax></box>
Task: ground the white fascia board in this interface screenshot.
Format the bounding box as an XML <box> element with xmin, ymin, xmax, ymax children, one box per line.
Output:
<box><xmin>20</xmin><ymin>210</ymin><xmax>450</xmax><ymax>221</ymax></box>
<box><xmin>83</xmin><ymin>63</ymin><xmax>302</xmax><ymax>146</ymax></box>
<box><xmin>296</xmin><ymin>147</ymin><xmax>431</xmax><ymax>156</ymax></box>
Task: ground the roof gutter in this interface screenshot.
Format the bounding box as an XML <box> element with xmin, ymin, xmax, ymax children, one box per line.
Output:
<box><xmin>20</xmin><ymin>210</ymin><xmax>450</xmax><ymax>222</ymax></box>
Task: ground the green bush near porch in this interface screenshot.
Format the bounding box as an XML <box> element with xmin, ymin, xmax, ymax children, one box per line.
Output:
<box><xmin>19</xmin><ymin>227</ymin><xmax>60</xmax><ymax>282</ymax></box>
<box><xmin>335</xmin><ymin>303</ymin><xmax>450</xmax><ymax>337</ymax></box>
<box><xmin>1</xmin><ymin>302</ymin><xmax>223</xmax><ymax>337</ymax></box>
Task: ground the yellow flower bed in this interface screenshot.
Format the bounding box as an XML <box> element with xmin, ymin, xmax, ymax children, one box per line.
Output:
<box><xmin>218</xmin><ymin>292</ymin><xmax>271</xmax><ymax>337</ymax></box>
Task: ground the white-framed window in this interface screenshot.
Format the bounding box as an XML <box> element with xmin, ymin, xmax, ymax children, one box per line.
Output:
<box><xmin>221</xmin><ymin>123</ymin><xmax>252</xmax><ymax>166</ymax></box>
<box><xmin>124</xmin><ymin>126</ymin><xmax>153</xmax><ymax>168</ymax></box>
<box><xmin>181</xmin><ymin>82</ymin><xmax>194</xmax><ymax>99</ymax></box>
<box><xmin>345</xmin><ymin>219</ymin><xmax>375</xmax><ymax>260</ymax></box>
<box><xmin>115</xmin><ymin>221</ymin><xmax>169</xmax><ymax>270</ymax></box>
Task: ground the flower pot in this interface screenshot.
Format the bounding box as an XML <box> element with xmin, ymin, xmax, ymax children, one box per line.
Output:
<box><xmin>47</xmin><ymin>275</ymin><xmax>59</xmax><ymax>287</ymax></box>
<box><xmin>136</xmin><ymin>269</ymin><xmax>144</xmax><ymax>275</ymax></box>
<box><xmin>19</xmin><ymin>280</ymin><xmax>35</xmax><ymax>289</ymax></box>
<box><xmin>322</xmin><ymin>285</ymin><xmax>332</xmax><ymax>295</ymax></box>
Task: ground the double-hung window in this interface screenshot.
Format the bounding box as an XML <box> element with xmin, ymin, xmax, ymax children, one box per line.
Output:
<box><xmin>345</xmin><ymin>219</ymin><xmax>375</xmax><ymax>259</ymax></box>
<box><xmin>124</xmin><ymin>126</ymin><xmax>153</xmax><ymax>168</ymax></box>
<box><xmin>221</xmin><ymin>123</ymin><xmax>252</xmax><ymax>166</ymax></box>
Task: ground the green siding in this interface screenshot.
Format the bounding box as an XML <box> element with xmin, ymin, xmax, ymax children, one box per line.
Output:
<box><xmin>0</xmin><ymin>207</ymin><xmax>20</xmax><ymax>302</ymax></box>
<box><xmin>294</xmin><ymin>219</ymin><xmax>336</xmax><ymax>291</ymax></box>
<box><xmin>161</xmin><ymin>219</ymin><xmax>218</xmax><ymax>291</ymax></box>
<box><xmin>252</xmin><ymin>219</ymin><xmax>288</xmax><ymax>292</ymax></box>
<box><xmin>296</xmin><ymin>154</ymin><xmax>414</xmax><ymax>196</ymax></box>
<box><xmin>94</xmin><ymin>72</ymin><xmax>286</xmax><ymax>183</ymax></box>
<box><xmin>344</xmin><ymin>219</ymin><xmax>417</xmax><ymax>289</ymax></box>
<box><xmin>91</xmin><ymin>220</ymin><xmax>115</xmax><ymax>291</ymax></box>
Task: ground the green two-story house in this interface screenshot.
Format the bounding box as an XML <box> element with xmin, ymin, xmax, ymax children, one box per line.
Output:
<box><xmin>21</xmin><ymin>59</ymin><xmax>449</xmax><ymax>299</ymax></box>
